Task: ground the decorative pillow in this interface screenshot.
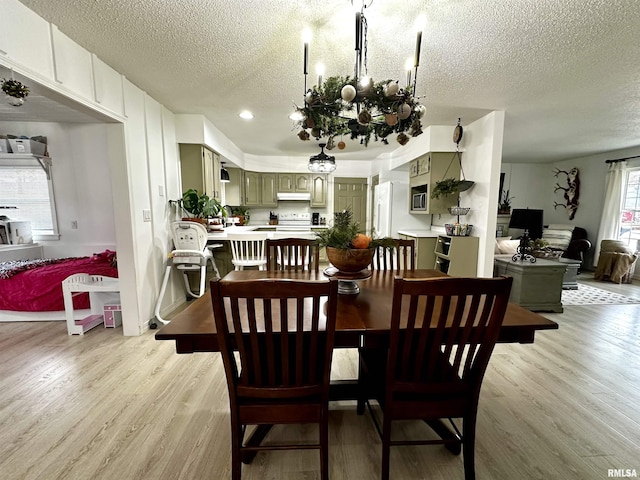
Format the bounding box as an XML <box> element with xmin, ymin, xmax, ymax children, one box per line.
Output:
<box><xmin>542</xmin><ymin>228</ymin><xmax>573</xmax><ymax>250</ymax></box>
<box><xmin>495</xmin><ymin>237</ymin><xmax>520</xmax><ymax>255</ymax></box>
<box><xmin>547</xmin><ymin>224</ymin><xmax>575</xmax><ymax>231</ymax></box>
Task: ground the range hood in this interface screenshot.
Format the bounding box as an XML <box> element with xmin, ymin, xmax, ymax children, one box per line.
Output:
<box><xmin>276</xmin><ymin>192</ymin><xmax>311</xmax><ymax>201</ymax></box>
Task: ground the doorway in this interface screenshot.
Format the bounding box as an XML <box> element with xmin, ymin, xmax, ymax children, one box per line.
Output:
<box><xmin>333</xmin><ymin>177</ymin><xmax>368</xmax><ymax>232</ymax></box>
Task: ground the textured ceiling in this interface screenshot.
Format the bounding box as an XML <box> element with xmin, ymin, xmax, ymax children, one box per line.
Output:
<box><xmin>9</xmin><ymin>0</ymin><xmax>640</xmax><ymax>163</ymax></box>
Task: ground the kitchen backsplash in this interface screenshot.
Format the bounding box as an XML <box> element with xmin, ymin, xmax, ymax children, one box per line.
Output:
<box><xmin>230</xmin><ymin>202</ymin><xmax>330</xmax><ymax>225</ymax></box>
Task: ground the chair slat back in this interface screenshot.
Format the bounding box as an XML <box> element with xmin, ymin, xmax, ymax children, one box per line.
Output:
<box><xmin>387</xmin><ymin>276</ymin><xmax>512</xmax><ymax>399</ymax></box>
<box><xmin>227</xmin><ymin>233</ymin><xmax>267</xmax><ymax>267</ymax></box>
<box><xmin>371</xmin><ymin>239</ymin><xmax>415</xmax><ymax>272</ymax></box>
<box><xmin>266</xmin><ymin>238</ymin><xmax>320</xmax><ymax>272</ymax></box>
<box><xmin>211</xmin><ymin>277</ymin><xmax>339</xmax><ymax>401</ymax></box>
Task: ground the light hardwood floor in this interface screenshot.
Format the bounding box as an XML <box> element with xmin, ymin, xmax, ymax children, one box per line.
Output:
<box><xmin>1</xmin><ymin>275</ymin><xmax>639</xmax><ymax>479</ymax></box>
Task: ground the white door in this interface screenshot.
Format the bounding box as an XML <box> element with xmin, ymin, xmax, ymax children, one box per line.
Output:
<box><xmin>373</xmin><ymin>182</ymin><xmax>393</xmax><ymax>237</ymax></box>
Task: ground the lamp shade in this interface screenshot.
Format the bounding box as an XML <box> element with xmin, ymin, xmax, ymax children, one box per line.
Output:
<box><xmin>308</xmin><ymin>143</ymin><xmax>336</xmax><ymax>173</ymax></box>
<box><xmin>508</xmin><ymin>208</ymin><xmax>543</xmax><ymax>240</ymax></box>
<box><xmin>220</xmin><ymin>163</ymin><xmax>230</xmax><ymax>183</ymax></box>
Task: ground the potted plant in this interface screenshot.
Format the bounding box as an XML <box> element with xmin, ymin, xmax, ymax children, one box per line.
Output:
<box><xmin>430</xmin><ymin>178</ymin><xmax>475</xmax><ymax>200</ymax></box>
<box><xmin>232</xmin><ymin>206</ymin><xmax>250</xmax><ymax>226</ymax></box>
<box><xmin>315</xmin><ymin>208</ymin><xmax>395</xmax><ymax>273</ymax></box>
<box><xmin>498</xmin><ymin>189</ymin><xmax>514</xmax><ymax>214</ymax></box>
<box><xmin>180</xmin><ymin>189</ymin><xmax>224</xmax><ymax>224</ymax></box>
<box><xmin>1</xmin><ymin>78</ymin><xmax>30</xmax><ymax>106</ymax></box>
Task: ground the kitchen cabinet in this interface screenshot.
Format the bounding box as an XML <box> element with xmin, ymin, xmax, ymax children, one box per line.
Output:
<box><xmin>261</xmin><ymin>173</ymin><xmax>277</xmax><ymax>207</ymax></box>
<box><xmin>398</xmin><ymin>234</ymin><xmax>437</xmax><ymax>269</ymax></box>
<box><xmin>409</xmin><ymin>152</ymin><xmax>461</xmax><ymax>215</ymax></box>
<box><xmin>243</xmin><ymin>171</ymin><xmax>261</xmax><ymax>206</ymax></box>
<box><xmin>179</xmin><ymin>144</ymin><xmax>221</xmax><ymax>201</ymax></box>
<box><xmin>409</xmin><ymin>156</ymin><xmax>430</xmax><ymax>177</ymax></box>
<box><xmin>434</xmin><ymin>235</ymin><xmax>478</xmax><ymax>276</ymax></box>
<box><xmin>242</xmin><ymin>171</ymin><xmax>277</xmax><ymax>207</ymax></box>
<box><xmin>310</xmin><ymin>174</ymin><xmax>327</xmax><ymax>207</ymax></box>
<box><xmin>225</xmin><ymin>168</ymin><xmax>244</xmax><ymax>206</ymax></box>
<box><xmin>278</xmin><ymin>173</ymin><xmax>310</xmax><ymax>193</ymax></box>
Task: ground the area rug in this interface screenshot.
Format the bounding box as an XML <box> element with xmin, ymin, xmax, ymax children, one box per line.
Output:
<box><xmin>562</xmin><ymin>284</ymin><xmax>640</xmax><ymax>306</ymax></box>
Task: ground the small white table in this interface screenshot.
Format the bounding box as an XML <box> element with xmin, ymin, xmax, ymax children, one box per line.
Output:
<box><xmin>62</xmin><ymin>274</ymin><xmax>120</xmax><ymax>335</ymax></box>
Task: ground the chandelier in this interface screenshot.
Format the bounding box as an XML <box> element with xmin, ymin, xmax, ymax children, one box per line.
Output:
<box><xmin>294</xmin><ymin>0</ymin><xmax>425</xmax><ymax>152</ymax></box>
<box><xmin>308</xmin><ymin>143</ymin><xmax>336</xmax><ymax>173</ymax></box>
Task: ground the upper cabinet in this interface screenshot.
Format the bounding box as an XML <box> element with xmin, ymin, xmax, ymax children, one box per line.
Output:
<box><xmin>261</xmin><ymin>173</ymin><xmax>277</xmax><ymax>207</ymax></box>
<box><xmin>310</xmin><ymin>174</ymin><xmax>327</xmax><ymax>207</ymax></box>
<box><xmin>277</xmin><ymin>173</ymin><xmax>311</xmax><ymax>193</ymax></box>
<box><xmin>51</xmin><ymin>25</ymin><xmax>94</xmax><ymax>100</ymax></box>
<box><xmin>225</xmin><ymin>168</ymin><xmax>244</xmax><ymax>206</ymax></box>
<box><xmin>179</xmin><ymin>144</ymin><xmax>221</xmax><ymax>201</ymax></box>
<box><xmin>0</xmin><ymin>0</ymin><xmax>55</xmax><ymax>80</ymax></box>
<box><xmin>409</xmin><ymin>152</ymin><xmax>461</xmax><ymax>215</ymax></box>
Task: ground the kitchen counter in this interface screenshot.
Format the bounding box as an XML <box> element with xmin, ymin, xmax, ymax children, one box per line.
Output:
<box><xmin>207</xmin><ymin>225</ymin><xmax>326</xmax><ymax>240</ymax></box>
<box><xmin>396</xmin><ymin>229</ymin><xmax>440</xmax><ymax>238</ymax></box>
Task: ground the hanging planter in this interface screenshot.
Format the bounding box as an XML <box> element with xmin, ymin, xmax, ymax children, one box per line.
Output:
<box><xmin>1</xmin><ymin>78</ymin><xmax>30</xmax><ymax>107</ymax></box>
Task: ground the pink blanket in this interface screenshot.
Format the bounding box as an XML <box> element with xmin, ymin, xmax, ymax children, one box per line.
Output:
<box><xmin>0</xmin><ymin>255</ymin><xmax>118</xmax><ymax>312</ymax></box>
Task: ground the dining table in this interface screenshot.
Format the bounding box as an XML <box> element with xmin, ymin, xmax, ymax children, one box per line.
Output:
<box><xmin>155</xmin><ymin>268</ymin><xmax>558</xmax><ymax>458</ymax></box>
<box><xmin>155</xmin><ymin>269</ymin><xmax>558</xmax><ymax>353</ymax></box>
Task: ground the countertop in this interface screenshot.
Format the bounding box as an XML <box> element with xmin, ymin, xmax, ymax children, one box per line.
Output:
<box><xmin>396</xmin><ymin>229</ymin><xmax>441</xmax><ymax>238</ymax></box>
<box><xmin>207</xmin><ymin>225</ymin><xmax>326</xmax><ymax>240</ymax></box>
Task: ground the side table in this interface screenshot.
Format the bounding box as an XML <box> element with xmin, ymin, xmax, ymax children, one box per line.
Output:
<box><xmin>557</xmin><ymin>258</ymin><xmax>581</xmax><ymax>290</ymax></box>
<box><xmin>494</xmin><ymin>255</ymin><xmax>565</xmax><ymax>312</ymax></box>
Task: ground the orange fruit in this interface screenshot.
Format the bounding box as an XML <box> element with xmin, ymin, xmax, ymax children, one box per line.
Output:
<box><xmin>352</xmin><ymin>234</ymin><xmax>372</xmax><ymax>249</ymax></box>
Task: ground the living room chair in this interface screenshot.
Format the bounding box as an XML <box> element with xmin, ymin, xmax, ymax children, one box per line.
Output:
<box><xmin>357</xmin><ymin>276</ymin><xmax>513</xmax><ymax>480</ymax></box>
<box><xmin>266</xmin><ymin>237</ymin><xmax>320</xmax><ymax>272</ymax></box>
<box><xmin>227</xmin><ymin>232</ymin><xmax>267</xmax><ymax>271</ymax></box>
<box><xmin>370</xmin><ymin>239</ymin><xmax>415</xmax><ymax>272</ymax></box>
<box><xmin>210</xmin><ymin>276</ymin><xmax>339</xmax><ymax>480</ymax></box>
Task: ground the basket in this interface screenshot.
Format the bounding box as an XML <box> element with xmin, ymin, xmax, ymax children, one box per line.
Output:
<box><xmin>448</xmin><ymin>206</ymin><xmax>470</xmax><ymax>216</ymax></box>
<box><xmin>445</xmin><ymin>224</ymin><xmax>473</xmax><ymax>236</ymax></box>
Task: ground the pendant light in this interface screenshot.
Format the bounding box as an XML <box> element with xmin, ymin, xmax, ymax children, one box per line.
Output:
<box><xmin>220</xmin><ymin>162</ymin><xmax>230</xmax><ymax>183</ymax></box>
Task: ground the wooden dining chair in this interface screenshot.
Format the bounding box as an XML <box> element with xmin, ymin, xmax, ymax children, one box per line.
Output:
<box><xmin>370</xmin><ymin>238</ymin><xmax>415</xmax><ymax>272</ymax></box>
<box><xmin>266</xmin><ymin>237</ymin><xmax>320</xmax><ymax>272</ymax></box>
<box><xmin>210</xmin><ymin>276</ymin><xmax>339</xmax><ymax>480</ymax></box>
<box><xmin>227</xmin><ymin>232</ymin><xmax>268</xmax><ymax>271</ymax></box>
<box><xmin>357</xmin><ymin>276</ymin><xmax>513</xmax><ymax>480</ymax></box>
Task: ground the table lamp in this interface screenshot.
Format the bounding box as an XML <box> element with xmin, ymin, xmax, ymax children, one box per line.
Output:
<box><xmin>508</xmin><ymin>208</ymin><xmax>544</xmax><ymax>263</ymax></box>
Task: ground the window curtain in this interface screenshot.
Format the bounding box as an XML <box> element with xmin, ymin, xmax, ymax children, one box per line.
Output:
<box><xmin>594</xmin><ymin>161</ymin><xmax>626</xmax><ymax>267</ymax></box>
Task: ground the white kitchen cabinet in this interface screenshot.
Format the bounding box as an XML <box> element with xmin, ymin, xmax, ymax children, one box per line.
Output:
<box><xmin>398</xmin><ymin>234</ymin><xmax>437</xmax><ymax>270</ymax></box>
<box><xmin>0</xmin><ymin>0</ymin><xmax>55</xmax><ymax>80</ymax></box>
<box><xmin>51</xmin><ymin>25</ymin><xmax>94</xmax><ymax>100</ymax></box>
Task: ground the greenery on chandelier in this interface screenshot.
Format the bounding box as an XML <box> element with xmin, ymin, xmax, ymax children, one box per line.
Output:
<box><xmin>294</xmin><ymin>76</ymin><xmax>424</xmax><ymax>147</ymax></box>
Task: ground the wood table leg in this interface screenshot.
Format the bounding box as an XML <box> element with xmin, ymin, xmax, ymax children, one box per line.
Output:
<box><xmin>241</xmin><ymin>424</ymin><xmax>273</xmax><ymax>464</ymax></box>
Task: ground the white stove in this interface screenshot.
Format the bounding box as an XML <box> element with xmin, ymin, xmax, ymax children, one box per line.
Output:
<box><xmin>276</xmin><ymin>212</ymin><xmax>312</xmax><ymax>231</ymax></box>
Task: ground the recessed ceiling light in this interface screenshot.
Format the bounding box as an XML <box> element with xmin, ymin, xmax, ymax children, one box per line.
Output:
<box><xmin>239</xmin><ymin>110</ymin><xmax>254</xmax><ymax>120</ymax></box>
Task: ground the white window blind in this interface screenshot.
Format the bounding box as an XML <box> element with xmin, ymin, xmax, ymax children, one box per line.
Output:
<box><xmin>0</xmin><ymin>165</ymin><xmax>56</xmax><ymax>233</ymax></box>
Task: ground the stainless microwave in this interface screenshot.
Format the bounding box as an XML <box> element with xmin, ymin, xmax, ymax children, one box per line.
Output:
<box><xmin>412</xmin><ymin>192</ymin><xmax>427</xmax><ymax>211</ymax></box>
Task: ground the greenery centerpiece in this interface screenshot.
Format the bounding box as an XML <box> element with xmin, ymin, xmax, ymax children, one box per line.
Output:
<box><xmin>293</xmin><ymin>76</ymin><xmax>424</xmax><ymax>148</ymax></box>
<box><xmin>315</xmin><ymin>209</ymin><xmax>395</xmax><ymax>273</ymax></box>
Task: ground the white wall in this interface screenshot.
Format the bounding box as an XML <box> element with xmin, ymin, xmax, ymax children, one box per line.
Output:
<box><xmin>0</xmin><ymin>121</ymin><xmax>117</xmax><ymax>257</ymax></box>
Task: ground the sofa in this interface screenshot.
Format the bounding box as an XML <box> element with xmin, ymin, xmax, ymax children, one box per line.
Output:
<box><xmin>495</xmin><ymin>224</ymin><xmax>592</xmax><ymax>270</ymax></box>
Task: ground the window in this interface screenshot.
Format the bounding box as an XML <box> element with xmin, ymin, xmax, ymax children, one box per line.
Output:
<box><xmin>0</xmin><ymin>163</ymin><xmax>59</xmax><ymax>237</ymax></box>
<box><xmin>619</xmin><ymin>168</ymin><xmax>640</xmax><ymax>247</ymax></box>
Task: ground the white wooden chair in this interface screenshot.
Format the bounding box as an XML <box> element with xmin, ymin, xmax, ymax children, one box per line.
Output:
<box><xmin>227</xmin><ymin>232</ymin><xmax>268</xmax><ymax>271</ymax></box>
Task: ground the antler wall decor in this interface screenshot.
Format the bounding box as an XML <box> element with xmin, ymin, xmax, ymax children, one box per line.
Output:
<box><xmin>553</xmin><ymin>167</ymin><xmax>580</xmax><ymax>220</ymax></box>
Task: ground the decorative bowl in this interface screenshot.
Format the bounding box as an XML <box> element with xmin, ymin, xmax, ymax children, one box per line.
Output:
<box><xmin>326</xmin><ymin>247</ymin><xmax>374</xmax><ymax>273</ymax></box>
<box><xmin>448</xmin><ymin>206</ymin><xmax>470</xmax><ymax>216</ymax></box>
